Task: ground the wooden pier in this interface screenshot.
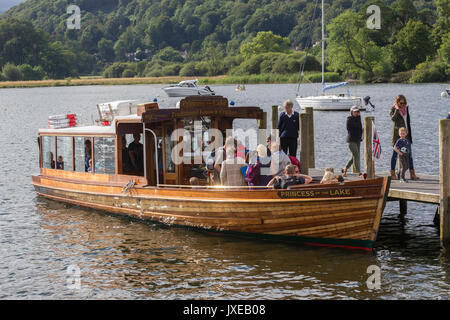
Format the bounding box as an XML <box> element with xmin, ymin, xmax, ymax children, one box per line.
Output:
<box><xmin>269</xmin><ymin>106</ymin><xmax>450</xmax><ymax>249</ymax></box>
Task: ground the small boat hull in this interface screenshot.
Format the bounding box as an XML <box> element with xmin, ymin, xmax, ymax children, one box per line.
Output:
<box><xmin>32</xmin><ymin>171</ymin><xmax>390</xmax><ymax>251</ymax></box>
<box><xmin>296</xmin><ymin>96</ymin><xmax>363</xmax><ymax>111</ymax></box>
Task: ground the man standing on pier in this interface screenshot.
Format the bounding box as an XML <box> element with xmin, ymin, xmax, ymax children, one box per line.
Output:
<box><xmin>277</xmin><ymin>100</ymin><xmax>300</xmax><ymax>157</ymax></box>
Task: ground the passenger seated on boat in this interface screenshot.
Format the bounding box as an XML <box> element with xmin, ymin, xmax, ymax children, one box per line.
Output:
<box><xmin>214</xmin><ymin>136</ymin><xmax>235</xmax><ymax>173</ymax></box>
<box><xmin>266</xmin><ymin>135</ymin><xmax>272</xmax><ymax>157</ymax></box>
<box><xmin>87</xmin><ymin>159</ymin><xmax>93</xmax><ymax>172</ymax></box>
<box><xmin>121</xmin><ymin>136</ymin><xmax>133</xmax><ymax>173</ymax></box>
<box><xmin>128</xmin><ymin>133</ymin><xmax>144</xmax><ymax>174</ymax></box>
<box><xmin>56</xmin><ymin>156</ymin><xmax>64</xmax><ymax>170</ymax></box>
<box><xmin>268</xmin><ymin>165</ymin><xmax>312</xmax><ymax>189</ymax></box>
<box><xmin>220</xmin><ymin>147</ymin><xmax>246</xmax><ymax>187</ymax></box>
<box><xmin>256</xmin><ymin>144</ymin><xmax>272</xmax><ymax>186</ymax></box>
<box><xmin>244</xmin><ymin>150</ymin><xmax>261</xmax><ymax>186</ymax></box>
<box><xmin>189</xmin><ymin>177</ymin><xmax>200</xmax><ymax>186</ymax></box>
<box><xmin>320</xmin><ymin>167</ymin><xmax>338</xmax><ymax>184</ymax></box>
<box><xmin>50</xmin><ymin>152</ymin><xmax>55</xmax><ymax>169</ymax></box>
<box><xmin>270</xmin><ymin>143</ymin><xmax>292</xmax><ymax>177</ymax></box>
<box><xmin>84</xmin><ymin>140</ymin><xmax>91</xmax><ymax>172</ymax></box>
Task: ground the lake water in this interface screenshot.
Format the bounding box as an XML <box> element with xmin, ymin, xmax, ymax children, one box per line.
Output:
<box><xmin>0</xmin><ymin>82</ymin><xmax>449</xmax><ymax>299</ymax></box>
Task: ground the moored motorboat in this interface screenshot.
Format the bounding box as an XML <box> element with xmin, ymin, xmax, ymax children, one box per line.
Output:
<box><xmin>32</xmin><ymin>96</ymin><xmax>390</xmax><ymax>250</ymax></box>
<box><xmin>162</xmin><ymin>79</ymin><xmax>215</xmax><ymax>97</ymax></box>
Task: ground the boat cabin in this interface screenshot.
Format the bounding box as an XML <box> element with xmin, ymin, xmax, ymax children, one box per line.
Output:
<box><xmin>37</xmin><ymin>96</ymin><xmax>265</xmax><ymax>187</ymax></box>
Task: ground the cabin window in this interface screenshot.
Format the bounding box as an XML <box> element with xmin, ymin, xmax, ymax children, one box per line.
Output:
<box><xmin>74</xmin><ymin>137</ymin><xmax>91</xmax><ymax>172</ymax></box>
<box><xmin>56</xmin><ymin>136</ymin><xmax>73</xmax><ymax>171</ymax></box>
<box><xmin>181</xmin><ymin>117</ymin><xmax>211</xmax><ymax>160</ymax></box>
<box><xmin>164</xmin><ymin>124</ymin><xmax>175</xmax><ymax>173</ymax></box>
<box><xmin>93</xmin><ymin>137</ymin><xmax>116</xmax><ymax>174</ymax></box>
<box><xmin>41</xmin><ymin>136</ymin><xmax>55</xmax><ymax>169</ymax></box>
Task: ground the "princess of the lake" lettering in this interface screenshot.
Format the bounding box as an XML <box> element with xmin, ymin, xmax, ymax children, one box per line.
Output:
<box><xmin>278</xmin><ymin>188</ymin><xmax>353</xmax><ymax>199</ymax></box>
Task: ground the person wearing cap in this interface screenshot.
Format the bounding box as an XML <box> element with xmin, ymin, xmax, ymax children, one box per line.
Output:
<box><xmin>342</xmin><ymin>106</ymin><xmax>363</xmax><ymax>176</ymax></box>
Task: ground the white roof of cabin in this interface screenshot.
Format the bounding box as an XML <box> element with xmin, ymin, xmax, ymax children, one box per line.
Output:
<box><xmin>39</xmin><ymin>114</ymin><xmax>142</xmax><ymax>135</ymax></box>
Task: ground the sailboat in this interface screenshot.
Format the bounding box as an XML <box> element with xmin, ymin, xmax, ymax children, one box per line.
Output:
<box><xmin>295</xmin><ymin>0</ymin><xmax>363</xmax><ymax>111</ymax></box>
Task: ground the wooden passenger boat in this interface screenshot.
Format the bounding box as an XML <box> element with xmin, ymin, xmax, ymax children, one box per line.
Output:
<box><xmin>32</xmin><ymin>96</ymin><xmax>390</xmax><ymax>251</ymax></box>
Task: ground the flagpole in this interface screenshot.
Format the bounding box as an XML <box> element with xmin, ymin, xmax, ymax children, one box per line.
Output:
<box><xmin>364</xmin><ymin>116</ymin><xmax>375</xmax><ymax>179</ymax></box>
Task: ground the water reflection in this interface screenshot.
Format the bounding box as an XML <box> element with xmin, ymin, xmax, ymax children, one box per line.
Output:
<box><xmin>36</xmin><ymin>197</ymin><xmax>386</xmax><ymax>299</ymax></box>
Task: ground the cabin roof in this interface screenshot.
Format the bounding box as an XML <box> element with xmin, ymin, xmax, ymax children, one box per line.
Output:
<box><xmin>38</xmin><ymin>114</ymin><xmax>142</xmax><ymax>135</ymax></box>
<box><xmin>141</xmin><ymin>96</ymin><xmax>263</xmax><ymax>123</ymax></box>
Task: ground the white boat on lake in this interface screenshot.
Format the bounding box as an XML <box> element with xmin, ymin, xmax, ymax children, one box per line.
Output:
<box><xmin>162</xmin><ymin>79</ymin><xmax>215</xmax><ymax>97</ymax></box>
<box><xmin>295</xmin><ymin>0</ymin><xmax>363</xmax><ymax>111</ymax></box>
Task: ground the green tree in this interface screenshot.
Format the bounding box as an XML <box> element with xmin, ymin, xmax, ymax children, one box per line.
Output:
<box><xmin>390</xmin><ymin>20</ymin><xmax>435</xmax><ymax>72</ymax></box>
<box><xmin>113</xmin><ymin>40</ymin><xmax>127</xmax><ymax>62</ymax></box>
<box><xmin>153</xmin><ymin>47</ymin><xmax>183</xmax><ymax>62</ymax></box>
<box><xmin>98</xmin><ymin>38</ymin><xmax>115</xmax><ymax>62</ymax></box>
<box><xmin>327</xmin><ymin>11</ymin><xmax>387</xmax><ymax>79</ymax></box>
<box><xmin>240</xmin><ymin>31</ymin><xmax>290</xmax><ymax>59</ymax></box>
<box><xmin>2</xmin><ymin>63</ymin><xmax>23</xmax><ymax>81</ymax></box>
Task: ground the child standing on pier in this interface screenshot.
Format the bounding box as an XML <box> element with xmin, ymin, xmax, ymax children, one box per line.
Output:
<box><xmin>394</xmin><ymin>127</ymin><xmax>412</xmax><ymax>182</ymax></box>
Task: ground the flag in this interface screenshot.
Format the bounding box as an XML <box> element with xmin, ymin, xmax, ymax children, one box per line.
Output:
<box><xmin>372</xmin><ymin>122</ymin><xmax>382</xmax><ymax>160</ymax></box>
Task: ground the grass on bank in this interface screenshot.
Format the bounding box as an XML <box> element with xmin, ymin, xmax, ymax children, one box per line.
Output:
<box><xmin>0</xmin><ymin>72</ymin><xmax>342</xmax><ymax>89</ymax></box>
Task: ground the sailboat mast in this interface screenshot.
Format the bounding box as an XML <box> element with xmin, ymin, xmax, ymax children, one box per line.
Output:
<box><xmin>321</xmin><ymin>0</ymin><xmax>324</xmax><ymax>87</ymax></box>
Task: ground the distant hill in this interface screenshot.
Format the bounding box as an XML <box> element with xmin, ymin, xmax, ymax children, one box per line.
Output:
<box><xmin>1</xmin><ymin>0</ymin><xmax>445</xmax><ymax>83</ymax></box>
<box><xmin>1</xmin><ymin>0</ymin><xmax>437</xmax><ymax>54</ymax></box>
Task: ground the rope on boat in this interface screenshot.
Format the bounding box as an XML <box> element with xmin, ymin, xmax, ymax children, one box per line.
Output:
<box><xmin>122</xmin><ymin>180</ymin><xmax>136</xmax><ymax>194</ymax></box>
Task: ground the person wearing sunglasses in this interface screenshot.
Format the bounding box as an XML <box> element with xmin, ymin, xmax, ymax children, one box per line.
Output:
<box><xmin>390</xmin><ymin>94</ymin><xmax>418</xmax><ymax>180</ymax></box>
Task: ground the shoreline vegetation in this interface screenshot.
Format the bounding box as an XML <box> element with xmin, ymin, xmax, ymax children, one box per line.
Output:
<box><xmin>0</xmin><ymin>72</ymin><xmax>330</xmax><ymax>88</ymax></box>
<box><xmin>0</xmin><ymin>71</ymin><xmax>437</xmax><ymax>89</ymax></box>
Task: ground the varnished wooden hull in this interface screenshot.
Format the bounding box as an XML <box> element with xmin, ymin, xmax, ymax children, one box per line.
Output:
<box><xmin>32</xmin><ymin>170</ymin><xmax>390</xmax><ymax>251</ymax></box>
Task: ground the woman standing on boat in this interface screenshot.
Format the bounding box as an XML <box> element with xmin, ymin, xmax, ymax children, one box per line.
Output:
<box><xmin>389</xmin><ymin>95</ymin><xmax>418</xmax><ymax>180</ymax></box>
<box><xmin>342</xmin><ymin>106</ymin><xmax>363</xmax><ymax>176</ymax></box>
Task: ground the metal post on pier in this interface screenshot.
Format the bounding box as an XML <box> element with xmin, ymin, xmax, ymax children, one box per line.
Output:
<box><xmin>258</xmin><ymin>111</ymin><xmax>267</xmax><ymax>145</ymax></box>
<box><xmin>439</xmin><ymin>119</ymin><xmax>450</xmax><ymax>248</ymax></box>
<box><xmin>364</xmin><ymin>116</ymin><xmax>375</xmax><ymax>179</ymax></box>
<box><xmin>300</xmin><ymin>112</ymin><xmax>310</xmax><ymax>175</ymax></box>
<box><xmin>304</xmin><ymin>107</ymin><xmax>315</xmax><ymax>168</ymax></box>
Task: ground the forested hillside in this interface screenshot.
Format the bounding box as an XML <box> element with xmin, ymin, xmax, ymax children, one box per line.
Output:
<box><xmin>0</xmin><ymin>0</ymin><xmax>447</xmax><ymax>83</ymax></box>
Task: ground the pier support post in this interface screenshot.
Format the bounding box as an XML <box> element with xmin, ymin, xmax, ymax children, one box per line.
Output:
<box><xmin>271</xmin><ymin>105</ymin><xmax>278</xmax><ymax>131</ymax></box>
<box><xmin>305</xmin><ymin>107</ymin><xmax>315</xmax><ymax>168</ymax></box>
<box><xmin>399</xmin><ymin>199</ymin><xmax>407</xmax><ymax>217</ymax></box>
<box><xmin>439</xmin><ymin>119</ymin><xmax>450</xmax><ymax>248</ymax></box>
<box><xmin>364</xmin><ymin>116</ymin><xmax>375</xmax><ymax>179</ymax></box>
<box><xmin>300</xmin><ymin>113</ymin><xmax>310</xmax><ymax>175</ymax></box>
<box><xmin>258</xmin><ymin>111</ymin><xmax>267</xmax><ymax>145</ymax></box>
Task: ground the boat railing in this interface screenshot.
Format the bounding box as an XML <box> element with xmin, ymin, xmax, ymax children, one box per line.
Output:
<box><xmin>156</xmin><ymin>184</ymin><xmax>272</xmax><ymax>190</ymax></box>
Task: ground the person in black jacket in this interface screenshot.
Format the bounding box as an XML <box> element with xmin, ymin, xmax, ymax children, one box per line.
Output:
<box><xmin>342</xmin><ymin>106</ymin><xmax>363</xmax><ymax>176</ymax></box>
<box><xmin>277</xmin><ymin>100</ymin><xmax>300</xmax><ymax>157</ymax></box>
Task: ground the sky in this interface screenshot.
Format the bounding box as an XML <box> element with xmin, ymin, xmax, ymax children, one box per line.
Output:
<box><xmin>0</xmin><ymin>0</ymin><xmax>26</xmax><ymax>13</ymax></box>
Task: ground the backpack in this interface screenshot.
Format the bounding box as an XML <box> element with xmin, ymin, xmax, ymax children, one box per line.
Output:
<box><xmin>289</xmin><ymin>156</ymin><xmax>301</xmax><ymax>170</ymax></box>
<box><xmin>245</xmin><ymin>160</ymin><xmax>261</xmax><ymax>185</ymax></box>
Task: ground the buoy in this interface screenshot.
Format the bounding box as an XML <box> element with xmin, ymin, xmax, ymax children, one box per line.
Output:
<box><xmin>153</xmin><ymin>98</ymin><xmax>158</xmax><ymax>102</ymax></box>
<box><xmin>230</xmin><ymin>101</ymin><xmax>235</xmax><ymax>106</ymax></box>
<box><xmin>441</xmin><ymin>91</ymin><xmax>448</xmax><ymax>98</ymax></box>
